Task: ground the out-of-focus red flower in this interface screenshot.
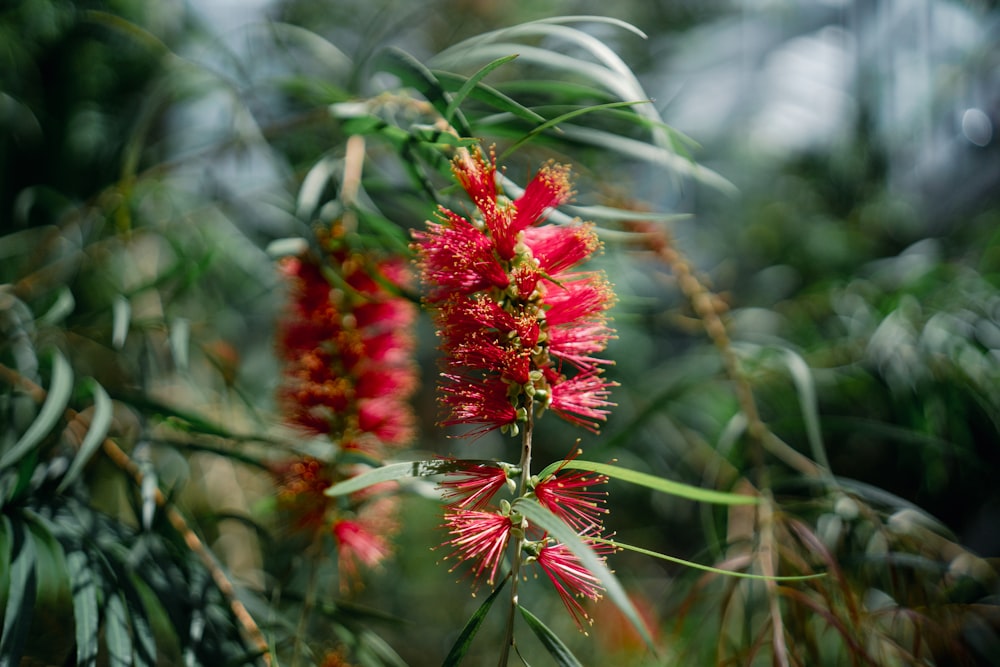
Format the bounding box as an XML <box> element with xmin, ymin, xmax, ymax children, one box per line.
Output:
<box><xmin>332</xmin><ymin>516</ymin><xmax>393</xmax><ymax>593</ymax></box>
<box><xmin>412</xmin><ymin>146</ymin><xmax>616</xmax><ymax>438</ymax></box>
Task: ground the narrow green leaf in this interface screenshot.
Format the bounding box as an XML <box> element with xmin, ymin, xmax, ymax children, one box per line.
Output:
<box><xmin>67</xmin><ymin>551</ymin><xmax>99</xmax><ymax>667</ymax></box>
<box><xmin>561</xmin><ymin>204</ymin><xmax>691</xmax><ymax>224</ymax></box>
<box><xmin>517</xmin><ymin>605</ymin><xmax>583</xmax><ymax>667</ymax></box>
<box><xmin>433</xmin><ymin>71</ymin><xmax>546</xmax><ymax>124</ymax></box>
<box><xmin>444</xmin><ymin>54</ymin><xmax>519</xmax><ymax>123</ymax></box>
<box><xmin>500</xmin><ymin>100</ymin><xmax>649</xmax><ymax>160</ymax></box>
<box><xmin>1</xmin><ymin>349</ymin><xmax>73</xmax><ymax>469</ymax></box>
<box><xmin>104</xmin><ymin>592</ymin><xmax>132</xmax><ymax>667</ymax></box>
<box><xmin>0</xmin><ymin>516</ymin><xmax>37</xmax><ymax>667</ymax></box>
<box><xmin>111</xmin><ymin>295</ymin><xmax>131</xmax><ymax>349</ymax></box>
<box><xmin>57</xmin><ymin>379</ymin><xmax>113</xmax><ymax>493</ymax></box>
<box><xmin>534</xmin><ymin>459</ymin><xmax>757</xmax><ymax>506</ymax></box>
<box><xmin>603</xmin><ymin>538</ymin><xmax>826</xmax><ymax>581</ymax></box>
<box><xmin>512</xmin><ymin>498</ymin><xmax>656</xmax><ymax>653</ymax></box>
<box><xmin>442</xmin><ymin>577</ymin><xmax>508</xmax><ymax>667</ymax></box>
<box><xmin>324</xmin><ymin>459</ymin><xmax>501</xmax><ymax>497</ymax></box>
<box><xmin>139</xmin><ymin>458</ymin><xmax>158</xmax><ymax>530</ymax></box>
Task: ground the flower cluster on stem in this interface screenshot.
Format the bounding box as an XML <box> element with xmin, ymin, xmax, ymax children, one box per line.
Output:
<box><xmin>415</xmin><ymin>146</ymin><xmax>619</xmax><ymax>636</ymax></box>
<box><xmin>273</xmin><ymin>222</ymin><xmax>417</xmax><ymax>590</ymax></box>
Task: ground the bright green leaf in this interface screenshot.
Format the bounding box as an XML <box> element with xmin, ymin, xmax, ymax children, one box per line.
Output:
<box><xmin>534</xmin><ymin>459</ymin><xmax>757</xmax><ymax>506</ymax></box>
<box><xmin>500</xmin><ymin>100</ymin><xmax>650</xmax><ymax>160</ymax></box>
<box><xmin>517</xmin><ymin>605</ymin><xmax>583</xmax><ymax>667</ymax></box>
<box><xmin>442</xmin><ymin>576</ymin><xmax>508</xmax><ymax>667</ymax></box>
<box><xmin>1</xmin><ymin>349</ymin><xmax>73</xmax><ymax>469</ymax></box>
<box><xmin>57</xmin><ymin>379</ymin><xmax>113</xmax><ymax>493</ymax></box>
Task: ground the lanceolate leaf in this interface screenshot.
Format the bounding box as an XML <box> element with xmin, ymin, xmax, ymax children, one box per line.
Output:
<box><xmin>67</xmin><ymin>551</ymin><xmax>99</xmax><ymax>667</ymax></box>
<box><xmin>57</xmin><ymin>379</ymin><xmax>113</xmax><ymax>493</ymax></box>
<box><xmin>442</xmin><ymin>576</ymin><xmax>508</xmax><ymax>667</ymax></box>
<box><xmin>0</xmin><ymin>516</ymin><xmax>37</xmax><ymax>667</ymax></box>
<box><xmin>324</xmin><ymin>459</ymin><xmax>502</xmax><ymax>497</ymax></box>
<box><xmin>500</xmin><ymin>100</ymin><xmax>650</xmax><ymax>160</ymax></box>
<box><xmin>1</xmin><ymin>349</ymin><xmax>73</xmax><ymax>469</ymax></box>
<box><xmin>443</xmin><ymin>54</ymin><xmax>519</xmax><ymax>124</ymax></box>
<box><xmin>433</xmin><ymin>71</ymin><xmax>546</xmax><ymax>124</ymax></box>
<box><xmin>603</xmin><ymin>538</ymin><xmax>826</xmax><ymax>582</ymax></box>
<box><xmin>534</xmin><ymin>459</ymin><xmax>757</xmax><ymax>506</ymax></box>
<box><xmin>512</xmin><ymin>498</ymin><xmax>656</xmax><ymax>653</ymax></box>
<box><xmin>517</xmin><ymin>605</ymin><xmax>583</xmax><ymax>667</ymax></box>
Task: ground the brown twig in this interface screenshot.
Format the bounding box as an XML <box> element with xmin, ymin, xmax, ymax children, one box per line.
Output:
<box><xmin>0</xmin><ymin>361</ymin><xmax>272</xmax><ymax>665</ymax></box>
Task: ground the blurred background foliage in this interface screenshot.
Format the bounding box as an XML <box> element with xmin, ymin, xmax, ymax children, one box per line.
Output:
<box><xmin>1</xmin><ymin>0</ymin><xmax>999</xmax><ymax>665</ymax></box>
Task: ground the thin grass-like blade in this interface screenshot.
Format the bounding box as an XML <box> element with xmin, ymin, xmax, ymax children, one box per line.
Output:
<box><xmin>534</xmin><ymin>459</ymin><xmax>757</xmax><ymax>506</ymax></box>
<box><xmin>517</xmin><ymin>605</ymin><xmax>584</xmax><ymax>667</ymax></box>
<box><xmin>444</xmin><ymin>54</ymin><xmax>519</xmax><ymax>123</ymax></box>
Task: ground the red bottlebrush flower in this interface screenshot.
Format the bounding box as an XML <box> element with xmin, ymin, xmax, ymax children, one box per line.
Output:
<box><xmin>276</xmin><ymin>234</ymin><xmax>418</xmax><ymax>452</ymax></box>
<box><xmin>272</xmin><ymin>456</ymin><xmax>334</xmax><ymax>533</ymax></box>
<box><xmin>441</xmin><ymin>509</ymin><xmax>513</xmax><ymax>586</ymax></box>
<box><xmin>532</xmin><ymin>534</ymin><xmax>617</xmax><ymax>632</ymax></box>
<box><xmin>534</xmin><ymin>468</ymin><xmax>609</xmax><ymax>533</ymax></box>
<box><xmin>333</xmin><ymin>518</ymin><xmax>392</xmax><ymax>592</ymax></box>
<box><xmin>412</xmin><ymin>145</ymin><xmax>617</xmax><ymax>437</ymax></box>
<box><xmin>549</xmin><ymin>371</ymin><xmax>617</xmax><ymax>433</ymax></box>
<box><xmin>438</xmin><ymin>461</ymin><xmax>511</xmax><ymax>510</ymax></box>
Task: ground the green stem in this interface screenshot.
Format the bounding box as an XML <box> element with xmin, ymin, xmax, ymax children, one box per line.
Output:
<box><xmin>498</xmin><ymin>407</ymin><xmax>533</xmax><ymax>667</ymax></box>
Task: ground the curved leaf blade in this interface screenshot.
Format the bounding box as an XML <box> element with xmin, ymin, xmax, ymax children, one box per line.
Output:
<box><xmin>444</xmin><ymin>54</ymin><xmax>519</xmax><ymax>123</ymax></box>
<box><xmin>442</xmin><ymin>576</ymin><xmax>508</xmax><ymax>667</ymax></box>
<box><xmin>104</xmin><ymin>592</ymin><xmax>132</xmax><ymax>667</ymax></box>
<box><xmin>512</xmin><ymin>498</ymin><xmax>656</xmax><ymax>653</ymax></box>
<box><xmin>1</xmin><ymin>349</ymin><xmax>73</xmax><ymax>469</ymax></box>
<box><xmin>57</xmin><ymin>379</ymin><xmax>113</xmax><ymax>493</ymax></box>
<box><xmin>534</xmin><ymin>459</ymin><xmax>757</xmax><ymax>506</ymax></box>
<box><xmin>500</xmin><ymin>100</ymin><xmax>650</xmax><ymax>160</ymax></box>
<box><xmin>517</xmin><ymin>605</ymin><xmax>583</xmax><ymax>667</ymax></box>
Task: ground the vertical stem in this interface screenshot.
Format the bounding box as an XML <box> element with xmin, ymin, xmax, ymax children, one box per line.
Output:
<box><xmin>498</xmin><ymin>408</ymin><xmax>534</xmax><ymax>667</ymax></box>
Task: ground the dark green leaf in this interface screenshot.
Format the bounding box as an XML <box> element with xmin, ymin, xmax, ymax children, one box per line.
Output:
<box><xmin>517</xmin><ymin>605</ymin><xmax>583</xmax><ymax>667</ymax></box>
<box><xmin>534</xmin><ymin>459</ymin><xmax>757</xmax><ymax>506</ymax></box>
<box><xmin>0</xmin><ymin>516</ymin><xmax>38</xmax><ymax>667</ymax></box>
<box><xmin>57</xmin><ymin>379</ymin><xmax>113</xmax><ymax>493</ymax></box>
<box><xmin>1</xmin><ymin>349</ymin><xmax>73</xmax><ymax>469</ymax></box>
<box><xmin>442</xmin><ymin>577</ymin><xmax>507</xmax><ymax>667</ymax></box>
<box><xmin>512</xmin><ymin>498</ymin><xmax>656</xmax><ymax>653</ymax></box>
<box><xmin>67</xmin><ymin>551</ymin><xmax>99</xmax><ymax>667</ymax></box>
<box><xmin>121</xmin><ymin>575</ymin><xmax>157</xmax><ymax>667</ymax></box>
